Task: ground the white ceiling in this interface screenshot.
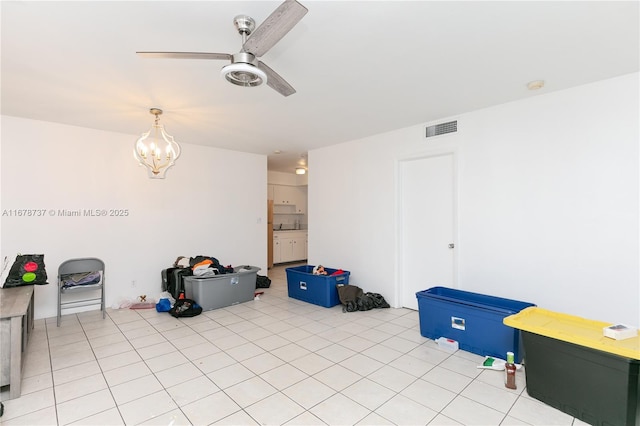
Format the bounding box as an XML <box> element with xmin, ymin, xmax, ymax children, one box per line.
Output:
<box><xmin>2</xmin><ymin>1</ymin><xmax>638</xmax><ymax>174</ymax></box>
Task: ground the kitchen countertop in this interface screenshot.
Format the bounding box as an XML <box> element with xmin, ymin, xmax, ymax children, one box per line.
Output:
<box><xmin>273</xmin><ymin>229</ymin><xmax>307</xmax><ymax>233</ymax></box>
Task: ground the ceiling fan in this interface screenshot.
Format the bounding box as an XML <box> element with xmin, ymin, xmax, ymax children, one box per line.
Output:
<box><xmin>137</xmin><ymin>0</ymin><xmax>307</xmax><ymax>97</ymax></box>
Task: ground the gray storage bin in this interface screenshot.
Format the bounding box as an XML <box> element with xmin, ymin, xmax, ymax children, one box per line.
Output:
<box><xmin>183</xmin><ymin>266</ymin><xmax>260</xmax><ymax>311</ymax></box>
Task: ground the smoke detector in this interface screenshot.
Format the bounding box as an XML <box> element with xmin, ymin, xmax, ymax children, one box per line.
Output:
<box><xmin>527</xmin><ymin>80</ymin><xmax>545</xmax><ymax>90</ymax></box>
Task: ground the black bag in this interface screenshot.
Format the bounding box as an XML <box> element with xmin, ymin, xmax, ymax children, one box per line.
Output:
<box><xmin>355</xmin><ymin>293</ymin><xmax>391</xmax><ymax>311</ymax></box>
<box><xmin>3</xmin><ymin>254</ymin><xmax>48</xmax><ymax>288</ymax></box>
<box><xmin>337</xmin><ymin>284</ymin><xmax>390</xmax><ymax>312</ymax></box>
<box><xmin>366</xmin><ymin>292</ymin><xmax>390</xmax><ymax>309</ymax></box>
<box><xmin>161</xmin><ymin>267</ymin><xmax>192</xmax><ymax>299</ymax></box>
<box><xmin>337</xmin><ymin>284</ymin><xmax>363</xmax><ymax>304</ymax></box>
<box><xmin>169</xmin><ymin>299</ymin><xmax>202</xmax><ymax>317</ymax></box>
<box><xmin>256</xmin><ymin>275</ymin><xmax>271</xmax><ymax>288</ymax></box>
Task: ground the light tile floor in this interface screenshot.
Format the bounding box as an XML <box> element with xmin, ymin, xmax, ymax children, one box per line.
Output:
<box><xmin>0</xmin><ymin>264</ymin><xmax>587</xmax><ymax>425</ymax></box>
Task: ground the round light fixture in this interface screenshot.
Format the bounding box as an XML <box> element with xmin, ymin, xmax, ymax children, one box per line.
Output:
<box><xmin>221</xmin><ymin>63</ymin><xmax>267</xmax><ymax>87</ymax></box>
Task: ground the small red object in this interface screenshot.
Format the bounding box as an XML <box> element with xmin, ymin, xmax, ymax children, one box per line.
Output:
<box><xmin>24</xmin><ymin>261</ymin><xmax>38</xmax><ymax>272</ymax></box>
<box><xmin>179</xmin><ymin>291</ymin><xmax>185</xmax><ymax>299</ymax></box>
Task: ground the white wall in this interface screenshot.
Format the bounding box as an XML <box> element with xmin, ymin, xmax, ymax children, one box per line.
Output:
<box><xmin>268</xmin><ymin>170</ymin><xmax>308</xmax><ymax>186</ymax></box>
<box><xmin>1</xmin><ymin>116</ymin><xmax>268</xmax><ymax>319</ymax></box>
<box><xmin>310</xmin><ymin>73</ymin><xmax>639</xmax><ymax>325</ymax></box>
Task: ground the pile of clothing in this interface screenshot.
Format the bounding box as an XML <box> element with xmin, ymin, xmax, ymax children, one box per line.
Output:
<box><xmin>313</xmin><ymin>264</ymin><xmax>345</xmax><ymax>276</ymax></box>
<box><xmin>174</xmin><ymin>255</ymin><xmax>234</xmax><ymax>277</ymax></box>
<box><xmin>336</xmin><ymin>283</ymin><xmax>390</xmax><ymax>313</ymax></box>
<box><xmin>61</xmin><ymin>271</ymin><xmax>101</xmax><ymax>289</ymax></box>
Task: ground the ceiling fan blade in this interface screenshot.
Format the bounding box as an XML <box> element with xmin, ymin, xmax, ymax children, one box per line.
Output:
<box><xmin>136</xmin><ymin>52</ymin><xmax>232</xmax><ymax>60</ymax></box>
<box><xmin>242</xmin><ymin>0</ymin><xmax>308</xmax><ymax>57</ymax></box>
<box><xmin>258</xmin><ymin>61</ymin><xmax>296</xmax><ymax>97</ymax></box>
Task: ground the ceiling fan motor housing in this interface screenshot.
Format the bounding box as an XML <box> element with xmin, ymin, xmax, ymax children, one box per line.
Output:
<box><xmin>222</xmin><ymin>52</ymin><xmax>266</xmax><ymax>87</ymax></box>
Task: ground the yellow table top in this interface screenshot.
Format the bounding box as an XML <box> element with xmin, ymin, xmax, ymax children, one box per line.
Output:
<box><xmin>504</xmin><ymin>307</ymin><xmax>639</xmax><ymax>360</ymax></box>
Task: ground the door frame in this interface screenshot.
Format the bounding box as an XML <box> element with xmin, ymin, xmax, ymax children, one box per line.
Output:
<box><xmin>395</xmin><ymin>148</ymin><xmax>460</xmax><ymax>309</ymax></box>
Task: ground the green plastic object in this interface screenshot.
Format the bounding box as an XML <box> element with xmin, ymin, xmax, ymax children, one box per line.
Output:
<box><xmin>22</xmin><ymin>272</ymin><xmax>36</xmax><ymax>282</ymax></box>
<box><xmin>506</xmin><ymin>351</ymin><xmax>515</xmax><ymax>364</ymax></box>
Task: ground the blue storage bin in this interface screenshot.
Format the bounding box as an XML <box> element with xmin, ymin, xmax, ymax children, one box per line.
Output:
<box><xmin>286</xmin><ymin>265</ymin><xmax>350</xmax><ymax>308</ymax></box>
<box><xmin>416</xmin><ymin>286</ymin><xmax>535</xmax><ymax>362</ymax></box>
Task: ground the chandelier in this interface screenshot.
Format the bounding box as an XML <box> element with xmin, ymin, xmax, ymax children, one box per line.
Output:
<box><xmin>134</xmin><ymin>108</ymin><xmax>181</xmax><ymax>178</ymax></box>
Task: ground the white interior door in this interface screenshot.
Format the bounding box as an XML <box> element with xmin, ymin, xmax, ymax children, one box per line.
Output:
<box><xmin>400</xmin><ymin>153</ymin><xmax>455</xmax><ymax>310</ymax></box>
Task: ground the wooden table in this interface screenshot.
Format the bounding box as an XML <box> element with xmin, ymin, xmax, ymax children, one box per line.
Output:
<box><xmin>0</xmin><ymin>285</ymin><xmax>34</xmax><ymax>400</ymax></box>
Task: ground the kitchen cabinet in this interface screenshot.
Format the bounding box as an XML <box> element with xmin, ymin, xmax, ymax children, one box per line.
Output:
<box><xmin>274</xmin><ymin>231</ymin><xmax>307</xmax><ymax>263</ymax></box>
<box><xmin>292</xmin><ymin>186</ymin><xmax>307</xmax><ymax>214</ymax></box>
<box><xmin>291</xmin><ymin>235</ymin><xmax>307</xmax><ymax>261</ymax></box>
<box><xmin>273</xmin><ymin>185</ymin><xmax>297</xmax><ymax>205</ymax></box>
<box><xmin>272</xmin><ymin>184</ymin><xmax>307</xmax><ymax>213</ymax></box>
<box><xmin>273</xmin><ymin>235</ymin><xmax>282</xmax><ymax>264</ymax></box>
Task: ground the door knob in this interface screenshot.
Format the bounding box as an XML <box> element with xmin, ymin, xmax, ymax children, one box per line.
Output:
<box><xmin>448</xmin><ymin>243</ymin><xmax>455</xmax><ymax>249</ymax></box>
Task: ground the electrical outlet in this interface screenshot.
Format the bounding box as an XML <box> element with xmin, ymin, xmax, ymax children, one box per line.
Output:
<box><xmin>131</xmin><ymin>280</ymin><xmax>136</xmax><ymax>287</ymax></box>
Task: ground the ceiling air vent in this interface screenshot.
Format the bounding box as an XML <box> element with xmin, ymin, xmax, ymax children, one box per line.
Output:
<box><xmin>426</xmin><ymin>120</ymin><xmax>457</xmax><ymax>138</ymax></box>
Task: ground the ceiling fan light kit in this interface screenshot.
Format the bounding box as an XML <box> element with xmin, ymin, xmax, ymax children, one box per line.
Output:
<box><xmin>137</xmin><ymin>0</ymin><xmax>308</xmax><ymax>96</ymax></box>
<box><xmin>221</xmin><ymin>53</ymin><xmax>267</xmax><ymax>87</ymax></box>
